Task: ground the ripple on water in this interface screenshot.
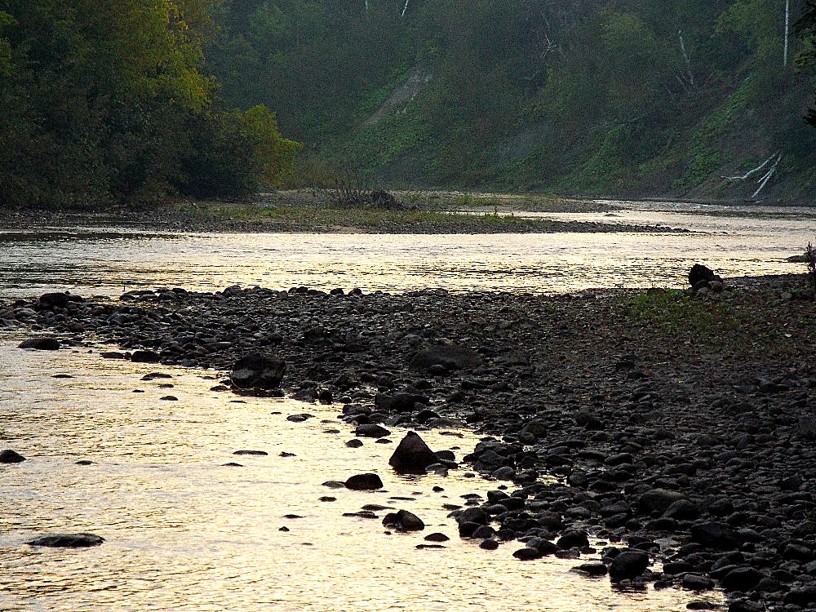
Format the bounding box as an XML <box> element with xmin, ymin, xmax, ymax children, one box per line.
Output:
<box><xmin>0</xmin><ymin>339</ymin><xmax>723</xmax><ymax>611</ymax></box>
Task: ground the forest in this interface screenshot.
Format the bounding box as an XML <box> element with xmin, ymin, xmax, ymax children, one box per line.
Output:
<box><xmin>3</xmin><ymin>0</ymin><xmax>816</xmax><ymax>207</ymax></box>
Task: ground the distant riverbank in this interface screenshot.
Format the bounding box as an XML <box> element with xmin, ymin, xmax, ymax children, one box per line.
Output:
<box><xmin>0</xmin><ymin>191</ymin><xmax>683</xmax><ymax>234</ymax></box>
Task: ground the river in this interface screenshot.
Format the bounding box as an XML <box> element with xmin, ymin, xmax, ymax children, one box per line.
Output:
<box><xmin>0</xmin><ymin>201</ymin><xmax>809</xmax><ymax>611</ymax></box>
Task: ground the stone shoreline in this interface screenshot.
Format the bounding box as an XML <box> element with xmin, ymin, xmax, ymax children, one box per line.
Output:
<box><xmin>3</xmin><ymin>274</ymin><xmax>816</xmax><ymax>611</ymax></box>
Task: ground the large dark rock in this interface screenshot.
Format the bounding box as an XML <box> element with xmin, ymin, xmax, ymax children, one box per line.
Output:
<box><xmin>374</xmin><ymin>392</ymin><xmax>427</xmax><ymax>413</ymax></box>
<box><xmin>18</xmin><ymin>338</ymin><xmax>60</xmax><ymax>350</ymax></box>
<box><xmin>345</xmin><ymin>473</ymin><xmax>384</xmax><ymax>490</ymax></box>
<box><xmin>130</xmin><ymin>350</ymin><xmax>161</xmax><ymax>363</ymax></box>
<box><xmin>39</xmin><ymin>292</ymin><xmax>70</xmax><ymax>309</ymax></box>
<box><xmin>688</xmin><ymin>264</ymin><xmax>724</xmax><ymax>293</ymax></box>
<box><xmin>637</xmin><ymin>488</ymin><xmax>686</xmax><ymax>515</ymax></box>
<box><xmin>557</xmin><ymin>530</ymin><xmax>589</xmax><ymax>550</ymax></box>
<box><xmin>721</xmin><ymin>566</ymin><xmax>763</xmax><ymax>592</ymax></box>
<box><xmin>27</xmin><ymin>533</ymin><xmax>104</xmax><ymax>548</ymax></box>
<box><xmin>230</xmin><ymin>353</ymin><xmax>285</xmax><ymax>390</ymax></box>
<box><xmin>409</xmin><ymin>344</ymin><xmax>482</xmax><ymax>372</ymax></box>
<box><xmin>0</xmin><ymin>449</ymin><xmax>26</xmax><ymax>463</ymax></box>
<box><xmin>691</xmin><ymin>522</ymin><xmax>740</xmax><ymax>550</ymax></box>
<box><xmin>383</xmin><ymin>509</ymin><xmax>425</xmax><ymax>531</ymax></box>
<box><xmin>389</xmin><ymin>431</ymin><xmax>441</xmax><ymax>474</ymax></box>
<box><xmin>355</xmin><ymin>424</ymin><xmax>391</xmax><ymax>438</ymax></box>
<box><xmin>608</xmin><ymin>549</ymin><xmax>650</xmax><ymax>581</ymax></box>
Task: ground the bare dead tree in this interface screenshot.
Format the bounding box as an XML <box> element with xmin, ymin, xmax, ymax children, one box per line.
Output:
<box><xmin>401</xmin><ymin>0</ymin><xmax>409</xmax><ymax>18</ymax></box>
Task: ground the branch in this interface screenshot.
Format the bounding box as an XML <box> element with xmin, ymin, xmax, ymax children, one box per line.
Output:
<box><xmin>722</xmin><ymin>152</ymin><xmax>777</xmax><ymax>181</ymax></box>
<box><xmin>751</xmin><ymin>153</ymin><xmax>782</xmax><ymax>199</ymax></box>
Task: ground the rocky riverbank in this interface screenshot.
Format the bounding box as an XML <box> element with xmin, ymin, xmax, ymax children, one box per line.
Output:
<box><xmin>3</xmin><ymin>273</ymin><xmax>816</xmax><ymax>611</ymax></box>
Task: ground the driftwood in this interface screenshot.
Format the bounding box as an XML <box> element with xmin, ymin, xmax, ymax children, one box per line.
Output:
<box><xmin>722</xmin><ymin>151</ymin><xmax>782</xmax><ymax>199</ymax></box>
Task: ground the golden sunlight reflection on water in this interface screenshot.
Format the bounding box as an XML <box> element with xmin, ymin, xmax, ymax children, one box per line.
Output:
<box><xmin>0</xmin><ymin>339</ymin><xmax>723</xmax><ymax>611</ymax></box>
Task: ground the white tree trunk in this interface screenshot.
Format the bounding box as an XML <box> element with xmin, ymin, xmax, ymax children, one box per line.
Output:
<box><xmin>401</xmin><ymin>0</ymin><xmax>410</xmax><ymax>17</ymax></box>
<box><xmin>784</xmin><ymin>0</ymin><xmax>790</xmax><ymax>67</ymax></box>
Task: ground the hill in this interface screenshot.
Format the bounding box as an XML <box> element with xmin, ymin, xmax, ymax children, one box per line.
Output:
<box><xmin>208</xmin><ymin>0</ymin><xmax>816</xmax><ymax>204</ymax></box>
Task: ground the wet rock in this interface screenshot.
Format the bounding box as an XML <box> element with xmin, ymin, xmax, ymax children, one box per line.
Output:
<box><xmin>287</xmin><ymin>413</ymin><xmax>314</xmax><ymax>423</ymax></box>
<box><xmin>480</xmin><ymin>538</ymin><xmax>499</xmax><ymax>550</ymax></box>
<box><xmin>345</xmin><ymin>473</ymin><xmax>383</xmax><ymax>490</ymax></box>
<box><xmin>27</xmin><ymin>533</ymin><xmax>104</xmax><ymax>548</ymax></box>
<box><xmin>608</xmin><ymin>549</ymin><xmax>650</xmax><ymax>581</ymax></box>
<box><xmin>557</xmin><ymin>530</ymin><xmax>589</xmax><ymax>550</ymax></box>
<box><xmin>346</xmin><ymin>439</ymin><xmax>364</xmax><ymax>448</ymax></box>
<box><xmin>0</xmin><ymin>449</ymin><xmax>26</xmax><ymax>463</ymax></box>
<box><xmin>382</xmin><ymin>510</ymin><xmax>425</xmax><ymax>532</ymax></box>
<box><xmin>18</xmin><ymin>337</ymin><xmax>60</xmax><ymax>350</ymax></box>
<box><xmin>513</xmin><ymin>547</ymin><xmax>543</xmax><ymax>561</ymax></box>
<box><xmin>682</xmin><ymin>574</ymin><xmax>716</xmax><ymax>591</ymax></box>
<box><xmin>389</xmin><ymin>431</ymin><xmax>443</xmax><ymax>474</ymax></box>
<box><xmin>355</xmin><ymin>424</ymin><xmax>391</xmax><ymax>438</ymax></box>
<box><xmin>425</xmin><ymin>533</ymin><xmax>450</xmax><ymax>542</ymax></box>
<box><xmin>233</xmin><ymin>450</ymin><xmax>268</xmax><ymax>456</ymax></box>
<box><xmin>409</xmin><ymin>344</ymin><xmax>482</xmax><ymax>372</ymax></box>
<box><xmin>573</xmin><ymin>562</ymin><xmax>608</xmax><ymax>577</ymax></box>
<box><xmin>230</xmin><ymin>353</ymin><xmax>285</xmax><ymax>390</ymax></box>
<box><xmin>130</xmin><ymin>350</ymin><xmax>161</xmax><ymax>363</ymax></box>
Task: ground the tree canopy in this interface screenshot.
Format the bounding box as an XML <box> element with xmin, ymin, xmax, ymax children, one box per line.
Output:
<box><xmin>0</xmin><ymin>0</ymin><xmax>299</xmax><ymax>208</ymax></box>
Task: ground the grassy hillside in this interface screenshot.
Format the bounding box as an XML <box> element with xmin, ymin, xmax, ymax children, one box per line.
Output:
<box><xmin>208</xmin><ymin>0</ymin><xmax>816</xmax><ymax>203</ymax></box>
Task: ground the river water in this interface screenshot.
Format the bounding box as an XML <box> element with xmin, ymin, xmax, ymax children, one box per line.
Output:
<box><xmin>0</xmin><ymin>201</ymin><xmax>809</xmax><ymax>611</ymax></box>
<box><xmin>0</xmin><ymin>200</ymin><xmax>811</xmax><ymax>298</ymax></box>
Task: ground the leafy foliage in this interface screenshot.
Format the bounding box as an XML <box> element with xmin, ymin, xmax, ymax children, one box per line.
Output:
<box><xmin>0</xmin><ymin>0</ymin><xmax>298</xmax><ymax>208</ymax></box>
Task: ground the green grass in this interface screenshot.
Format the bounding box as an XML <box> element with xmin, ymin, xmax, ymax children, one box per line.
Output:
<box><xmin>176</xmin><ymin>200</ymin><xmax>568</xmax><ymax>232</ymax></box>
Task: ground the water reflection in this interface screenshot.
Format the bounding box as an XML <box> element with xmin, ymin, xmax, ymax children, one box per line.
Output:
<box><xmin>0</xmin><ymin>340</ymin><xmax>722</xmax><ymax>611</ymax></box>
<box><xmin>0</xmin><ymin>223</ymin><xmax>807</xmax><ymax>299</ymax></box>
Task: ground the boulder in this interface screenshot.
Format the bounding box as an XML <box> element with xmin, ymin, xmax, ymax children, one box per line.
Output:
<box><xmin>721</xmin><ymin>566</ymin><xmax>763</xmax><ymax>592</ymax></box>
<box><xmin>27</xmin><ymin>533</ymin><xmax>104</xmax><ymax>548</ymax></box>
<box><xmin>355</xmin><ymin>424</ymin><xmax>391</xmax><ymax>438</ymax></box>
<box><xmin>382</xmin><ymin>509</ymin><xmax>425</xmax><ymax>532</ymax></box>
<box><xmin>39</xmin><ymin>292</ymin><xmax>71</xmax><ymax>308</ymax></box>
<box><xmin>130</xmin><ymin>350</ymin><xmax>161</xmax><ymax>363</ymax></box>
<box><xmin>691</xmin><ymin>522</ymin><xmax>740</xmax><ymax>550</ymax></box>
<box><xmin>409</xmin><ymin>344</ymin><xmax>482</xmax><ymax>372</ymax></box>
<box><xmin>637</xmin><ymin>488</ymin><xmax>686</xmax><ymax>515</ymax></box>
<box><xmin>688</xmin><ymin>264</ymin><xmax>724</xmax><ymax>293</ymax></box>
<box><xmin>374</xmin><ymin>392</ymin><xmax>427</xmax><ymax>413</ymax></box>
<box><xmin>345</xmin><ymin>473</ymin><xmax>384</xmax><ymax>490</ymax></box>
<box><xmin>18</xmin><ymin>338</ymin><xmax>60</xmax><ymax>350</ymax></box>
<box><xmin>230</xmin><ymin>353</ymin><xmax>285</xmax><ymax>390</ymax></box>
<box><xmin>389</xmin><ymin>431</ymin><xmax>441</xmax><ymax>474</ymax></box>
<box><xmin>0</xmin><ymin>449</ymin><xmax>25</xmax><ymax>463</ymax></box>
<box><xmin>608</xmin><ymin>549</ymin><xmax>650</xmax><ymax>581</ymax></box>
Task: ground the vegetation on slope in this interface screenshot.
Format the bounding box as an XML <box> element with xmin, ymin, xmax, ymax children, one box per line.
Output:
<box><xmin>209</xmin><ymin>0</ymin><xmax>816</xmax><ymax>202</ymax></box>
<box><xmin>0</xmin><ymin>0</ymin><xmax>299</xmax><ymax>208</ymax></box>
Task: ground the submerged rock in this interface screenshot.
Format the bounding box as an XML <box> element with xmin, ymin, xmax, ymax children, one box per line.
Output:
<box><xmin>0</xmin><ymin>449</ymin><xmax>26</xmax><ymax>463</ymax></box>
<box><xmin>27</xmin><ymin>533</ymin><xmax>104</xmax><ymax>548</ymax></box>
